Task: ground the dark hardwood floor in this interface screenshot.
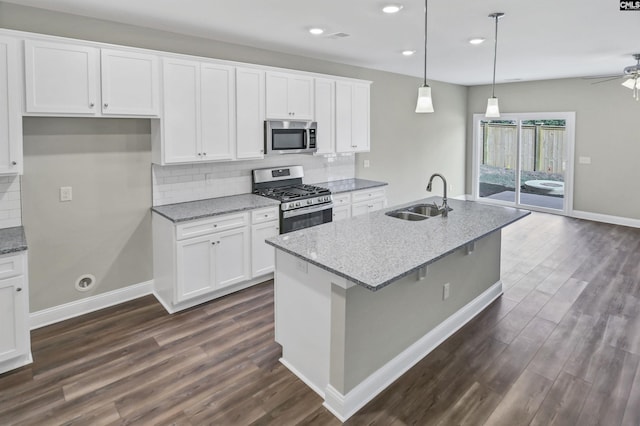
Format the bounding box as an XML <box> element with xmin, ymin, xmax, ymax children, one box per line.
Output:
<box><xmin>2</xmin><ymin>212</ymin><xmax>640</xmax><ymax>425</ymax></box>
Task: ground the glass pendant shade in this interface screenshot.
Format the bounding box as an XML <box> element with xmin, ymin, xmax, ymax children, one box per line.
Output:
<box><xmin>485</xmin><ymin>97</ymin><xmax>500</xmax><ymax>117</ymax></box>
<box><xmin>622</xmin><ymin>78</ymin><xmax>639</xmax><ymax>89</ymax></box>
<box><xmin>415</xmin><ymin>86</ymin><xmax>434</xmax><ymax>113</ymax></box>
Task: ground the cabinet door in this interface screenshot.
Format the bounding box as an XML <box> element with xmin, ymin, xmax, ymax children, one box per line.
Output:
<box><xmin>314</xmin><ymin>78</ymin><xmax>335</xmax><ymax>155</ymax></box>
<box><xmin>24</xmin><ymin>40</ymin><xmax>99</xmax><ymax>114</ymax></box>
<box><xmin>335</xmin><ymin>81</ymin><xmax>354</xmax><ymax>153</ymax></box>
<box><xmin>265</xmin><ymin>72</ymin><xmax>289</xmax><ymax>119</ymax></box>
<box><xmin>0</xmin><ymin>276</ymin><xmax>28</xmax><ymax>364</ymax></box>
<box><xmin>332</xmin><ymin>205</ymin><xmax>351</xmax><ymax>221</ymax></box>
<box><xmin>288</xmin><ymin>75</ymin><xmax>314</xmax><ymax>119</ymax></box>
<box><xmin>352</xmin><ymin>82</ymin><xmax>371</xmax><ymax>151</ymax></box>
<box><xmin>101</xmin><ymin>49</ymin><xmax>159</xmax><ymax>116</ymax></box>
<box><xmin>251</xmin><ymin>221</ymin><xmax>279</xmax><ymax>277</ymax></box>
<box><xmin>176</xmin><ymin>234</ymin><xmax>214</xmax><ymax>302</ymax></box>
<box><xmin>351</xmin><ymin>201</ymin><xmax>370</xmax><ymax>217</ymax></box>
<box><xmin>213</xmin><ymin>227</ymin><xmax>250</xmax><ymax>289</ymax></box>
<box><xmin>161</xmin><ymin>58</ymin><xmax>201</xmax><ymax>164</ymax></box>
<box><xmin>0</xmin><ymin>36</ymin><xmax>22</xmax><ymax>174</ymax></box>
<box><xmin>236</xmin><ymin>67</ymin><xmax>265</xmax><ymax>159</ymax></box>
<box><xmin>201</xmin><ymin>63</ymin><xmax>235</xmax><ymax>161</ymax></box>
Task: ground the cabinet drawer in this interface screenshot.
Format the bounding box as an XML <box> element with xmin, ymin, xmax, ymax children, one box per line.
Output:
<box><xmin>0</xmin><ymin>252</ymin><xmax>25</xmax><ymax>280</ymax></box>
<box><xmin>351</xmin><ymin>187</ymin><xmax>386</xmax><ymax>203</ymax></box>
<box><xmin>176</xmin><ymin>212</ymin><xmax>248</xmax><ymax>240</ymax></box>
<box><xmin>332</xmin><ymin>193</ymin><xmax>351</xmax><ymax>205</ymax></box>
<box><xmin>251</xmin><ymin>207</ymin><xmax>279</xmax><ymax>224</ymax></box>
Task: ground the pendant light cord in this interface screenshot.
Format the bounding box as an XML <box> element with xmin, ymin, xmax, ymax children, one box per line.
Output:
<box><xmin>423</xmin><ymin>0</ymin><xmax>428</xmax><ymax>87</ymax></box>
<box><xmin>491</xmin><ymin>14</ymin><xmax>499</xmax><ymax>98</ymax></box>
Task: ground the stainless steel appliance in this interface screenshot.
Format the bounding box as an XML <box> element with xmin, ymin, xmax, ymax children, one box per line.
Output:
<box><xmin>252</xmin><ymin>166</ymin><xmax>332</xmax><ymax>233</ymax></box>
<box><xmin>264</xmin><ymin>120</ymin><xmax>317</xmax><ymax>155</ymax></box>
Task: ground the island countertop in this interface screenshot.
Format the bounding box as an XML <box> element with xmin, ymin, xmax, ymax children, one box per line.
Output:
<box><xmin>266</xmin><ymin>198</ymin><xmax>530</xmax><ymax>291</ymax></box>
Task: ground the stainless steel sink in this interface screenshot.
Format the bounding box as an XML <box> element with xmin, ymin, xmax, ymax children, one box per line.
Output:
<box><xmin>385</xmin><ymin>211</ymin><xmax>429</xmax><ymax>221</ymax></box>
<box><xmin>385</xmin><ymin>203</ymin><xmax>453</xmax><ymax>221</ymax></box>
<box><xmin>406</xmin><ymin>204</ymin><xmax>453</xmax><ymax>217</ymax></box>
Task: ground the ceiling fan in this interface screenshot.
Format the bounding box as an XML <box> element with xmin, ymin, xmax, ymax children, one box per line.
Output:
<box><xmin>587</xmin><ymin>53</ymin><xmax>640</xmax><ymax>100</ymax></box>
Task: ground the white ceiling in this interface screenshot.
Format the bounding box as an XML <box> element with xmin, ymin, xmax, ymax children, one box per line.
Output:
<box><xmin>5</xmin><ymin>0</ymin><xmax>640</xmax><ymax>86</ymax></box>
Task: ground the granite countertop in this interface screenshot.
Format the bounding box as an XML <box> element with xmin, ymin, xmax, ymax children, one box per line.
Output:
<box><xmin>312</xmin><ymin>178</ymin><xmax>388</xmax><ymax>194</ymax></box>
<box><xmin>152</xmin><ymin>194</ymin><xmax>280</xmax><ymax>223</ymax></box>
<box><xmin>266</xmin><ymin>198</ymin><xmax>530</xmax><ymax>291</ymax></box>
<box><xmin>0</xmin><ymin>226</ymin><xmax>28</xmax><ymax>255</ymax></box>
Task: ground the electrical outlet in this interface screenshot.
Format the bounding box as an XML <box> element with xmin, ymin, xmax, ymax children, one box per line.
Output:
<box><xmin>578</xmin><ymin>156</ymin><xmax>591</xmax><ymax>164</ymax></box>
<box><xmin>443</xmin><ymin>283</ymin><xmax>450</xmax><ymax>300</ymax></box>
<box><xmin>363</xmin><ymin>159</ymin><xmax>370</xmax><ymax>168</ymax></box>
<box><xmin>60</xmin><ymin>186</ymin><xmax>72</xmax><ymax>202</ymax></box>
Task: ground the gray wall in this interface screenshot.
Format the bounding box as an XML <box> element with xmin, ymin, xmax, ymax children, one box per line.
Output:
<box><xmin>1</xmin><ymin>2</ymin><xmax>468</xmax><ymax>310</ymax></box>
<box><xmin>22</xmin><ymin>118</ymin><xmax>152</xmax><ymax>311</ymax></box>
<box><xmin>467</xmin><ymin>78</ymin><xmax>640</xmax><ymax>219</ymax></box>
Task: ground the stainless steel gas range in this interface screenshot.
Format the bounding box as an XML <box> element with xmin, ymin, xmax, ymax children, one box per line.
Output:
<box><xmin>252</xmin><ymin>166</ymin><xmax>333</xmax><ymax>234</ymax></box>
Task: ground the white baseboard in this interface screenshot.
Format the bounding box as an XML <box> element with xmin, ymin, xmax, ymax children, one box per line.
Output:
<box><xmin>279</xmin><ymin>357</ymin><xmax>326</xmax><ymax>399</ymax></box>
<box><xmin>30</xmin><ymin>280</ymin><xmax>154</xmax><ymax>330</ymax></box>
<box><xmin>571</xmin><ymin>210</ymin><xmax>640</xmax><ymax>228</ymax></box>
<box><xmin>322</xmin><ymin>281</ymin><xmax>503</xmax><ymax>422</ymax></box>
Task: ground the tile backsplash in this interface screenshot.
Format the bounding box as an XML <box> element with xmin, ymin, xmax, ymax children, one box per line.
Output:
<box><xmin>0</xmin><ymin>175</ymin><xmax>22</xmax><ymax>229</ymax></box>
<box><xmin>153</xmin><ymin>154</ymin><xmax>356</xmax><ymax>206</ymax></box>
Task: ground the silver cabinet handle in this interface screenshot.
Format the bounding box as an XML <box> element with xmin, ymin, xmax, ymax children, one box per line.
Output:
<box><xmin>89</xmin><ymin>102</ymin><xmax>95</xmax><ymax>108</ymax></box>
<box><xmin>203</xmin><ymin>153</ymin><xmax>207</xmax><ymax>156</ymax></box>
<box><xmin>16</xmin><ymin>287</ymin><xmax>22</xmax><ymax>292</ymax></box>
<box><xmin>11</xmin><ymin>161</ymin><xmax>17</xmax><ymax>166</ymax></box>
<box><xmin>104</xmin><ymin>103</ymin><xmax>109</xmax><ymax>108</ymax></box>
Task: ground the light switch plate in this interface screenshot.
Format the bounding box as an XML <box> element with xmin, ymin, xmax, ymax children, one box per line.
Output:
<box><xmin>578</xmin><ymin>156</ymin><xmax>591</xmax><ymax>164</ymax></box>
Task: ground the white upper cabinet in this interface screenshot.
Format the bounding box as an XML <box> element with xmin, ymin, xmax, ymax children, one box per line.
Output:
<box><xmin>266</xmin><ymin>72</ymin><xmax>314</xmax><ymax>120</ymax></box>
<box><xmin>153</xmin><ymin>58</ymin><xmax>236</xmax><ymax>165</ymax></box>
<box><xmin>159</xmin><ymin>57</ymin><xmax>201</xmax><ymax>164</ymax></box>
<box><xmin>24</xmin><ymin>40</ymin><xmax>159</xmax><ymax>117</ymax></box>
<box><xmin>314</xmin><ymin>78</ymin><xmax>335</xmax><ymax>155</ymax></box>
<box><xmin>201</xmin><ymin>63</ymin><xmax>236</xmax><ymax>161</ymax></box>
<box><xmin>236</xmin><ymin>67</ymin><xmax>265</xmax><ymax>159</ymax></box>
<box><xmin>24</xmin><ymin>39</ymin><xmax>99</xmax><ymax>114</ymax></box>
<box><xmin>100</xmin><ymin>49</ymin><xmax>159</xmax><ymax>116</ymax></box>
<box><xmin>336</xmin><ymin>80</ymin><xmax>371</xmax><ymax>153</ymax></box>
<box><xmin>0</xmin><ymin>36</ymin><xmax>22</xmax><ymax>175</ymax></box>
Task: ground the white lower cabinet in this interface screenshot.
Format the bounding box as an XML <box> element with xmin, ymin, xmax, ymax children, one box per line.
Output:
<box><xmin>0</xmin><ymin>251</ymin><xmax>32</xmax><ymax>375</ymax></box>
<box><xmin>332</xmin><ymin>187</ymin><xmax>387</xmax><ymax>220</ymax></box>
<box><xmin>153</xmin><ymin>206</ymin><xmax>279</xmax><ymax>313</ymax></box>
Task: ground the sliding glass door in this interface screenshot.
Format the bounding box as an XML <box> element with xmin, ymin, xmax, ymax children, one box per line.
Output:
<box><xmin>472</xmin><ymin>112</ymin><xmax>575</xmax><ymax>215</ymax></box>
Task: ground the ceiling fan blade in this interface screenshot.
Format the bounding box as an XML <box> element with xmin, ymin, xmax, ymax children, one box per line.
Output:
<box><xmin>582</xmin><ymin>74</ymin><xmax>621</xmax><ymax>80</ymax></box>
<box><xmin>590</xmin><ymin>76</ymin><xmax>623</xmax><ymax>84</ymax></box>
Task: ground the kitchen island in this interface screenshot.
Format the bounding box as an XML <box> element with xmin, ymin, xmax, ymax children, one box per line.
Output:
<box><xmin>265</xmin><ymin>197</ymin><xmax>530</xmax><ymax>421</ymax></box>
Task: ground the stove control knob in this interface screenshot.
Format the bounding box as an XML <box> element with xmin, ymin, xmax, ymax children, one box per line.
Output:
<box><xmin>295</xmin><ymin>202</ymin><xmax>301</xmax><ymax>207</ymax></box>
<box><xmin>307</xmin><ymin>199</ymin><xmax>313</xmax><ymax>205</ymax></box>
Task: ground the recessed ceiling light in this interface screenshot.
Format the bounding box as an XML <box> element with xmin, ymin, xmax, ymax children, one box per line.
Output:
<box><xmin>402</xmin><ymin>50</ymin><xmax>416</xmax><ymax>56</ymax></box>
<box><xmin>309</xmin><ymin>28</ymin><xmax>324</xmax><ymax>35</ymax></box>
<box><xmin>382</xmin><ymin>4</ymin><xmax>403</xmax><ymax>14</ymax></box>
<box><xmin>469</xmin><ymin>38</ymin><xmax>486</xmax><ymax>45</ymax></box>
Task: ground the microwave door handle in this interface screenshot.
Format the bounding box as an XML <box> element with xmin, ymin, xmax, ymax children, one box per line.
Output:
<box><xmin>303</xmin><ymin>130</ymin><xmax>308</xmax><ymax>149</ymax></box>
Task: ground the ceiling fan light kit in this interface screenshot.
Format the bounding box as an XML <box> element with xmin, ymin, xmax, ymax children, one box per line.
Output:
<box><xmin>415</xmin><ymin>0</ymin><xmax>434</xmax><ymax>113</ymax></box>
<box><xmin>486</xmin><ymin>12</ymin><xmax>504</xmax><ymax>118</ymax></box>
<box><xmin>622</xmin><ymin>53</ymin><xmax>640</xmax><ymax>100</ymax></box>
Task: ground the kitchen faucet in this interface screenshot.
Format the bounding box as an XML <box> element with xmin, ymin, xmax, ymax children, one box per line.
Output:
<box><xmin>426</xmin><ymin>173</ymin><xmax>449</xmax><ymax>217</ymax></box>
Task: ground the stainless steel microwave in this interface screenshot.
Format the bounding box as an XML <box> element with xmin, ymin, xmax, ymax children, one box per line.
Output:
<box><xmin>264</xmin><ymin>120</ymin><xmax>317</xmax><ymax>155</ymax></box>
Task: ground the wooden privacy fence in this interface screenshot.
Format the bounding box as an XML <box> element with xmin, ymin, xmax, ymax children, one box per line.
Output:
<box><xmin>482</xmin><ymin>123</ymin><xmax>566</xmax><ymax>173</ymax></box>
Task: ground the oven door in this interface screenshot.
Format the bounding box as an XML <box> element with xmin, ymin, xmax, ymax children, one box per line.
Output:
<box><xmin>281</xmin><ymin>203</ymin><xmax>333</xmax><ymax>233</ymax></box>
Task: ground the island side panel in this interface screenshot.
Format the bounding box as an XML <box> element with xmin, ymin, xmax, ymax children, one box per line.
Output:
<box><xmin>341</xmin><ymin>230</ymin><xmax>502</xmax><ymax>393</ymax></box>
<box><xmin>274</xmin><ymin>250</ymin><xmax>335</xmax><ymax>396</ymax></box>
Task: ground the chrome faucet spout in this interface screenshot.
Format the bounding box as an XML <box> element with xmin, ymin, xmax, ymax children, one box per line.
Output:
<box><xmin>426</xmin><ymin>173</ymin><xmax>449</xmax><ymax>217</ymax></box>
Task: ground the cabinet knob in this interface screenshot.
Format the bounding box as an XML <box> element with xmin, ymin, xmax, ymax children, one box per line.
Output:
<box><xmin>203</xmin><ymin>153</ymin><xmax>207</xmax><ymax>156</ymax></box>
<box><xmin>16</xmin><ymin>287</ymin><xmax>22</xmax><ymax>292</ymax></box>
<box><xmin>260</xmin><ymin>149</ymin><xmax>264</xmax><ymax>153</ymax></box>
<box><xmin>217</xmin><ymin>241</ymin><xmax>220</xmax><ymax>244</ymax></box>
<box><xmin>104</xmin><ymin>103</ymin><xmax>109</xmax><ymax>108</ymax></box>
<box><xmin>89</xmin><ymin>103</ymin><xmax>95</xmax><ymax>108</ymax></box>
<box><xmin>212</xmin><ymin>242</ymin><xmax>216</xmax><ymax>245</ymax></box>
<box><xmin>11</xmin><ymin>161</ymin><xmax>17</xmax><ymax>166</ymax></box>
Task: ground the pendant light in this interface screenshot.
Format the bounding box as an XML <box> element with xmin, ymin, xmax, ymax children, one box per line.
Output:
<box><xmin>485</xmin><ymin>12</ymin><xmax>504</xmax><ymax>118</ymax></box>
<box><xmin>415</xmin><ymin>0</ymin><xmax>434</xmax><ymax>113</ymax></box>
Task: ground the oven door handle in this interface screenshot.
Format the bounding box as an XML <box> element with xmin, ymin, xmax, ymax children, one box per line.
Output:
<box><xmin>282</xmin><ymin>203</ymin><xmax>333</xmax><ymax>218</ymax></box>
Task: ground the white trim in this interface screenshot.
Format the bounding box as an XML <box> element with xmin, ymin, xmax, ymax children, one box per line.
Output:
<box><xmin>572</xmin><ymin>210</ymin><xmax>640</xmax><ymax>229</ymax></box>
<box><xmin>29</xmin><ymin>280</ymin><xmax>154</xmax><ymax>329</ymax></box>
<box><xmin>322</xmin><ymin>281</ymin><xmax>503</xmax><ymax>421</ymax></box>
